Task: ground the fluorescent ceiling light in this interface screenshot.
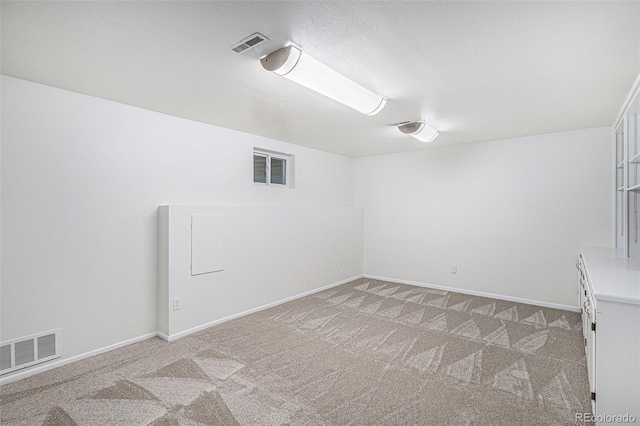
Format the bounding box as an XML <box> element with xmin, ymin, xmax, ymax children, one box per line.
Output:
<box><xmin>261</xmin><ymin>45</ymin><xmax>386</xmax><ymax>115</ymax></box>
<box><xmin>398</xmin><ymin>121</ymin><xmax>439</xmax><ymax>143</ymax></box>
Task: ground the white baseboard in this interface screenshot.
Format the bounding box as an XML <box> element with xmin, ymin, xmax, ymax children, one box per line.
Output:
<box><xmin>0</xmin><ymin>273</ymin><xmax>577</xmax><ymax>386</ymax></box>
<box><xmin>163</xmin><ymin>274</ymin><xmax>363</xmax><ymax>341</ymax></box>
<box><xmin>1</xmin><ymin>275</ymin><xmax>363</xmax><ymax>386</ymax></box>
<box><xmin>0</xmin><ymin>332</ymin><xmax>159</xmax><ymax>386</ymax></box>
<box><xmin>364</xmin><ymin>275</ymin><xmax>580</xmax><ymax>313</ymax></box>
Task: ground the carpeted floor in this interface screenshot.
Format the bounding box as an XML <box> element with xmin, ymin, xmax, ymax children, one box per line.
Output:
<box><xmin>1</xmin><ymin>278</ymin><xmax>592</xmax><ymax>425</ymax></box>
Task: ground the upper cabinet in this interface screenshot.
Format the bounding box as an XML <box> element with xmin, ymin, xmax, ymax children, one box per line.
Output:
<box><xmin>615</xmin><ymin>77</ymin><xmax>640</xmax><ymax>258</ymax></box>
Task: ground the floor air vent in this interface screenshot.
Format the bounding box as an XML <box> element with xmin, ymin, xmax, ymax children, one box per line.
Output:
<box><xmin>0</xmin><ymin>329</ymin><xmax>61</xmax><ymax>375</ymax></box>
<box><xmin>231</xmin><ymin>32</ymin><xmax>268</xmax><ymax>54</ymax></box>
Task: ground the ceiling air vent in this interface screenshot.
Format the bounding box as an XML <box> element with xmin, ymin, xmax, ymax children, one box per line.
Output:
<box><xmin>231</xmin><ymin>33</ymin><xmax>269</xmax><ymax>54</ymax></box>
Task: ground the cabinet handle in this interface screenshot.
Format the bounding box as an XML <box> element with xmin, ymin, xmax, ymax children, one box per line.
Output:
<box><xmin>583</xmin><ymin>301</ymin><xmax>591</xmax><ymax>317</ymax></box>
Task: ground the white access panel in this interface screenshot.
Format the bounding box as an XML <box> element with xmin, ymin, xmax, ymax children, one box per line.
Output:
<box><xmin>191</xmin><ymin>214</ymin><xmax>224</xmax><ymax>275</ymax></box>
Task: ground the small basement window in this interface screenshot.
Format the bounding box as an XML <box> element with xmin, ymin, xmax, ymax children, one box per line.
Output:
<box><xmin>253</xmin><ymin>149</ymin><xmax>294</xmax><ymax>187</ymax></box>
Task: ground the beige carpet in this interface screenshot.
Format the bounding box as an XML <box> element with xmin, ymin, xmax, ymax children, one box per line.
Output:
<box><xmin>1</xmin><ymin>279</ymin><xmax>592</xmax><ymax>425</ymax></box>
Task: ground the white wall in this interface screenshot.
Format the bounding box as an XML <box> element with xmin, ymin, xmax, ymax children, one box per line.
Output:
<box><xmin>1</xmin><ymin>75</ymin><xmax>616</xmax><ymax>380</ymax></box>
<box><xmin>158</xmin><ymin>205</ymin><xmax>363</xmax><ymax>339</ymax></box>
<box><xmin>0</xmin><ymin>76</ymin><xmax>358</xmax><ymax>363</ymax></box>
<box><xmin>354</xmin><ymin>128</ymin><xmax>613</xmax><ymax>307</ymax></box>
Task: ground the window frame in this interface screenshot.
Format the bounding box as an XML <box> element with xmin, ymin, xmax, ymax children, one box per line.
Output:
<box><xmin>253</xmin><ymin>149</ymin><xmax>294</xmax><ymax>188</ymax></box>
<box><xmin>253</xmin><ymin>152</ymin><xmax>268</xmax><ymax>184</ymax></box>
<box><xmin>268</xmin><ymin>154</ymin><xmax>287</xmax><ymax>186</ymax></box>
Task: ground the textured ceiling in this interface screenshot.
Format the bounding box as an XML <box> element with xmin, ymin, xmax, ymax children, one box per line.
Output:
<box><xmin>2</xmin><ymin>1</ymin><xmax>639</xmax><ymax>157</ymax></box>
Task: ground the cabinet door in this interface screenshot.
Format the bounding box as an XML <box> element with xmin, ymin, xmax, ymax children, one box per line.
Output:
<box><xmin>629</xmin><ymin>190</ymin><xmax>640</xmax><ymax>258</ymax></box>
<box><xmin>578</xmin><ymin>258</ymin><xmax>588</xmax><ymax>346</ymax></box>
<box><xmin>191</xmin><ymin>214</ymin><xmax>224</xmax><ymax>276</ymax></box>
<box><xmin>586</xmin><ymin>325</ymin><xmax>596</xmax><ymax>413</ymax></box>
<box><xmin>583</xmin><ymin>286</ymin><xmax>596</xmax><ymax>413</ymax></box>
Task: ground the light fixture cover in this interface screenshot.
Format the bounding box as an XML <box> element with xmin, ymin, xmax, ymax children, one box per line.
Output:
<box><xmin>261</xmin><ymin>45</ymin><xmax>386</xmax><ymax>115</ymax></box>
<box><xmin>398</xmin><ymin>121</ymin><xmax>438</xmax><ymax>143</ymax></box>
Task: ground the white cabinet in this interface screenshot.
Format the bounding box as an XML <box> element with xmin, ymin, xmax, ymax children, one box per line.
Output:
<box><xmin>579</xmin><ymin>247</ymin><xmax>640</xmax><ymax>424</ymax></box>
<box><xmin>615</xmin><ymin>82</ymin><xmax>640</xmax><ymax>258</ymax></box>
<box><xmin>578</xmin><ymin>254</ymin><xmax>597</xmax><ymax>410</ymax></box>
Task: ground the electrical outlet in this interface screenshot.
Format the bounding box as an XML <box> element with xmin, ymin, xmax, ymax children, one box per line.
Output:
<box><xmin>451</xmin><ymin>265</ymin><xmax>457</xmax><ymax>274</ymax></box>
<box><xmin>339</xmin><ymin>259</ymin><xmax>343</xmax><ymax>268</ymax></box>
<box><xmin>173</xmin><ymin>297</ymin><xmax>181</xmax><ymax>311</ymax></box>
